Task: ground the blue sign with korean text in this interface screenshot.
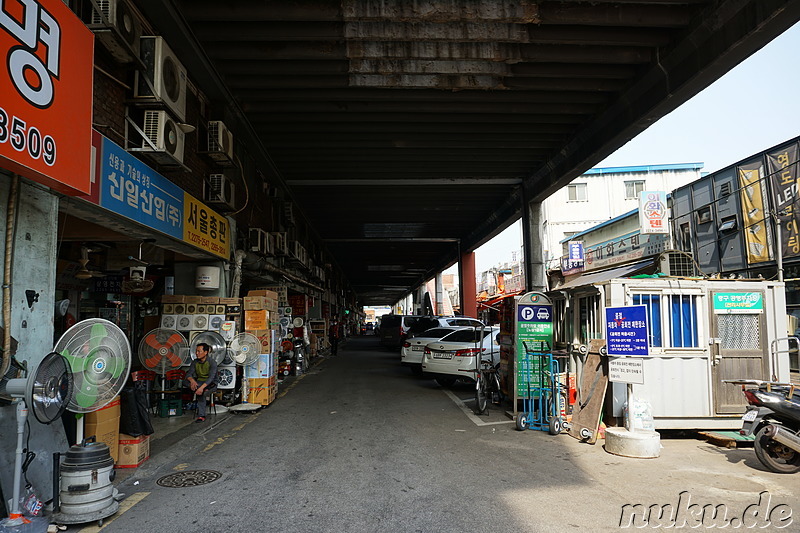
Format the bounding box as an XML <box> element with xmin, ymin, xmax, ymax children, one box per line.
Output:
<box><xmin>605</xmin><ymin>305</ymin><xmax>649</xmax><ymax>357</ymax></box>
<box><xmin>98</xmin><ymin>137</ymin><xmax>184</xmax><ymax>239</ymax></box>
<box><xmin>568</xmin><ymin>241</ymin><xmax>584</xmax><ymax>262</ymax></box>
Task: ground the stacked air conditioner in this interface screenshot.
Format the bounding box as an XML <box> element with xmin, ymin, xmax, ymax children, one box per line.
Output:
<box><xmin>271</xmin><ymin>232</ymin><xmax>289</xmax><ymax>256</ymax></box>
<box><xmin>87</xmin><ymin>0</ymin><xmax>142</xmax><ymax>63</ymax></box>
<box><xmin>290</xmin><ymin>241</ymin><xmax>307</xmax><ymax>267</ymax></box>
<box><xmin>133</xmin><ymin>36</ymin><xmax>188</xmax><ymax>165</ymax></box>
<box><xmin>208</xmin><ymin>121</ymin><xmax>235</xmax><ymax>164</ymax></box>
<box><xmin>204</xmin><ymin>174</ymin><xmax>236</xmax><ymax>212</ymax></box>
<box><xmin>284</xmin><ymin>202</ymin><xmax>296</xmax><ymax>226</ymax></box>
<box><xmin>249</xmin><ymin>228</ymin><xmax>273</xmax><ymax>256</ymax></box>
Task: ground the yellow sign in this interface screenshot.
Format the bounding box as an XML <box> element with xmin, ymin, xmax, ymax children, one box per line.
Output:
<box><xmin>183</xmin><ymin>194</ymin><xmax>230</xmax><ymax>259</ymax></box>
<box><xmin>738</xmin><ymin>166</ymin><xmax>769</xmax><ymax>264</ymax></box>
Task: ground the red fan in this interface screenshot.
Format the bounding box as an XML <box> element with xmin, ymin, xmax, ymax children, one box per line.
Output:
<box><xmin>138</xmin><ymin>328</ymin><xmax>189</xmax><ymax>374</ymax></box>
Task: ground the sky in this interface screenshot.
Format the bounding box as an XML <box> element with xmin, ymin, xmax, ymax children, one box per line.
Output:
<box><xmin>457</xmin><ymin>20</ymin><xmax>800</xmax><ymax>276</ymax></box>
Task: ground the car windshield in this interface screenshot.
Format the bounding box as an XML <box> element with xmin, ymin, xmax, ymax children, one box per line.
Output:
<box><xmin>412</xmin><ymin>328</ymin><xmax>455</xmax><ymax>339</ymax></box>
<box><xmin>405</xmin><ymin>317</ymin><xmax>440</xmax><ymax>334</ymax></box>
<box><xmin>381</xmin><ymin>315</ymin><xmax>401</xmax><ymax>328</ymax></box>
<box><xmin>439</xmin><ymin>328</ymin><xmax>492</xmax><ymax>343</ymax></box>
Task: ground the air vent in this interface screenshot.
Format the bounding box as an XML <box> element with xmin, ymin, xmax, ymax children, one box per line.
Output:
<box><xmin>720</xmin><ymin>182</ymin><xmax>732</xmax><ymax>197</ymax></box>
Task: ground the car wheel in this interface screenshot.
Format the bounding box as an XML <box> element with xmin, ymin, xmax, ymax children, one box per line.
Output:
<box><xmin>435</xmin><ymin>376</ymin><xmax>457</xmax><ymax>388</ymax></box>
<box><xmin>516</xmin><ymin>414</ymin><xmax>529</xmax><ymax>431</ymax></box>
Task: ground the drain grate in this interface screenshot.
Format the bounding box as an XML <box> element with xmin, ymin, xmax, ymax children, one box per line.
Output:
<box><xmin>157</xmin><ymin>470</ymin><xmax>222</xmax><ymax>488</ymax></box>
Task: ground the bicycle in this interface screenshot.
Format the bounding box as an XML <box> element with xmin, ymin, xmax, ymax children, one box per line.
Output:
<box><xmin>474</xmin><ymin>357</ymin><xmax>503</xmax><ymax>415</ymax></box>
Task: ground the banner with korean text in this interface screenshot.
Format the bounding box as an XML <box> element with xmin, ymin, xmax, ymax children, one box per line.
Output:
<box><xmin>766</xmin><ymin>141</ymin><xmax>800</xmax><ymax>259</ymax></box>
<box><xmin>738</xmin><ymin>160</ymin><xmax>770</xmax><ymax>264</ymax></box>
<box><xmin>94</xmin><ymin>133</ymin><xmax>230</xmax><ymax>259</ymax></box>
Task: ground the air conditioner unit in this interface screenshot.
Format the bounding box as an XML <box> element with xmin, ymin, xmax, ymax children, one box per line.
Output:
<box><xmin>284</xmin><ymin>203</ymin><xmax>296</xmax><ymax>226</ymax></box>
<box><xmin>208</xmin><ymin>315</ymin><xmax>226</xmax><ymax>331</ymax></box>
<box><xmin>135</xmin><ymin>36</ymin><xmax>187</xmax><ymax>121</ymax></box>
<box><xmin>272</xmin><ymin>232</ymin><xmax>288</xmax><ymax>256</ymax></box>
<box><xmin>291</xmin><ymin>241</ymin><xmax>307</xmax><ymax>266</ymax></box>
<box><xmin>160</xmin><ymin>314</ymin><xmax>177</xmax><ymax>329</ymax></box>
<box><xmin>216</xmin><ymin>365</ymin><xmax>236</xmax><ymax>390</ymax></box>
<box><xmin>140</xmin><ymin>110</ymin><xmax>185</xmax><ymax>165</ymax></box>
<box><xmin>204</xmin><ymin>174</ymin><xmax>236</xmax><ymax>212</ymax></box>
<box><xmin>249</xmin><ymin>228</ymin><xmax>271</xmax><ymax>256</ymax></box>
<box><xmin>658</xmin><ymin>251</ymin><xmax>699</xmax><ymax>277</ymax></box>
<box><xmin>208</xmin><ymin>121</ymin><xmax>234</xmax><ymax>163</ymax></box>
<box><xmin>88</xmin><ymin>0</ymin><xmax>141</xmax><ymax>63</ymax></box>
<box><xmin>176</xmin><ymin>314</ymin><xmax>193</xmax><ymax>331</ymax></box>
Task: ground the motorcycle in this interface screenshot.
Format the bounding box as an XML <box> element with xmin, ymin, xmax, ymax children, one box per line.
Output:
<box><xmin>725</xmin><ymin>379</ymin><xmax>800</xmax><ymax>473</ymax></box>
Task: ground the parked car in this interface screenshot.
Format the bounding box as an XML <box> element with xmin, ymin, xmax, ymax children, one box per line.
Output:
<box><xmin>421</xmin><ymin>326</ymin><xmax>501</xmax><ymax>387</ymax></box>
<box><xmin>380</xmin><ymin>315</ymin><xmax>485</xmax><ymax>348</ymax></box>
<box><xmin>400</xmin><ymin>326</ymin><xmax>467</xmax><ymax>375</ymax></box>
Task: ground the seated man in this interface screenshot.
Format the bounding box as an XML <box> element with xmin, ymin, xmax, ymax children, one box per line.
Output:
<box><xmin>186</xmin><ymin>342</ymin><xmax>218</xmax><ymax>422</ymax></box>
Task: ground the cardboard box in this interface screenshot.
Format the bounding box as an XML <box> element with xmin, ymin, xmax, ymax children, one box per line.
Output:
<box><xmin>219</xmin><ymin>297</ymin><xmax>241</xmax><ymax>305</ymax></box>
<box><xmin>245</xmin><ymin>310</ymin><xmax>268</xmax><ymax>331</ymax></box>
<box><xmin>185</xmin><ymin>295</ymin><xmax>203</xmax><ymax>304</ymax></box>
<box><xmin>245</xmin><ymin>353</ymin><xmax>275</xmax><ymax>379</ymax></box>
<box><xmin>243</xmin><ymin>296</ymin><xmax>268</xmax><ymax>310</ymax></box>
<box><xmin>161</xmin><ymin>295</ymin><xmax>185</xmax><ymax>303</ymax></box>
<box><xmin>201</xmin><ymin>296</ymin><xmax>220</xmax><ymax>304</ymax></box>
<box><xmin>247</xmin><ymin>289</ymin><xmax>278</xmax><ymax>300</ymax></box>
<box><xmin>247</xmin><ymin>378</ymin><xmax>276</xmax><ymax>405</ymax></box>
<box><xmin>116</xmin><ymin>434</ymin><xmax>150</xmax><ymax>468</ymax></box>
<box><xmin>84</xmin><ymin>397</ymin><xmax>120</xmax><ymax>464</ymax></box>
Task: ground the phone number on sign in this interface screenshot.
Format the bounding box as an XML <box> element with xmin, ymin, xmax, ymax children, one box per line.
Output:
<box><xmin>186</xmin><ymin>231</ymin><xmax>226</xmax><ymax>255</ymax></box>
<box><xmin>0</xmin><ymin>108</ymin><xmax>56</xmax><ymax>166</ymax></box>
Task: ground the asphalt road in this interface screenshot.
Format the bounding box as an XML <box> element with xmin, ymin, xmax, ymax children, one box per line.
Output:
<box><xmin>75</xmin><ymin>337</ymin><xmax>798</xmax><ymax>532</ymax></box>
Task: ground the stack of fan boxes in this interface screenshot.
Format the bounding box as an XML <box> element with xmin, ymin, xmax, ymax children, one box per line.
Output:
<box><xmin>243</xmin><ymin>290</ymin><xmax>279</xmax><ymax>405</ymax></box>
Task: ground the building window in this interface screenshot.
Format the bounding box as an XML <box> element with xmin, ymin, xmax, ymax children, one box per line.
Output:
<box><xmin>633</xmin><ymin>293</ymin><xmax>699</xmax><ymax>348</ymax></box>
<box><xmin>568</xmin><ymin>183</ymin><xmax>587</xmax><ymax>202</ymax></box>
<box><xmin>625</xmin><ymin>180</ymin><xmax>645</xmax><ymax>199</ymax></box>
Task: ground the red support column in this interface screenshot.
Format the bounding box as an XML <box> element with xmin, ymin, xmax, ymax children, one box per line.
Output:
<box><xmin>460</xmin><ymin>252</ymin><xmax>477</xmax><ymax>318</ymax></box>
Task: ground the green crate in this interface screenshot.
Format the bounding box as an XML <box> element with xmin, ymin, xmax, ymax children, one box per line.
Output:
<box><xmin>158</xmin><ymin>398</ymin><xmax>183</xmax><ymax>418</ymax></box>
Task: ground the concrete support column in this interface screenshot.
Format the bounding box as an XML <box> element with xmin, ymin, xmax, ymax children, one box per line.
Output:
<box><xmin>460</xmin><ymin>252</ymin><xmax>477</xmax><ymax>318</ymax></box>
<box><xmin>435</xmin><ymin>272</ymin><xmax>443</xmax><ymax>315</ymax></box>
<box><xmin>416</xmin><ymin>285</ymin><xmax>426</xmax><ymax>315</ymax></box>
<box><xmin>523</xmin><ymin>199</ymin><xmax>547</xmax><ymax>291</ymax></box>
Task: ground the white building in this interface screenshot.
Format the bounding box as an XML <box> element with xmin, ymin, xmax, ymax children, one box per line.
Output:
<box><xmin>542</xmin><ymin>163</ymin><xmax>704</xmax><ymax>270</ymax></box>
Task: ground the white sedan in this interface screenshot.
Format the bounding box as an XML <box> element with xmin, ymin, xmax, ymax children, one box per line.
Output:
<box><xmin>401</xmin><ymin>327</ymin><xmax>468</xmax><ymax>375</ymax></box>
<box><xmin>421</xmin><ymin>326</ymin><xmax>500</xmax><ymax>387</ymax></box>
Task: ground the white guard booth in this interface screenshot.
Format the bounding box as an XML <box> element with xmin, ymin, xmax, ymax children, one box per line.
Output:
<box><xmin>565</xmin><ymin>277</ymin><xmax>789</xmax><ymax>430</ymax></box>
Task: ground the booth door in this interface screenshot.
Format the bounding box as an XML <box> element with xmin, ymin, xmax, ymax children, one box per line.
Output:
<box><xmin>710</xmin><ymin>301</ymin><xmax>768</xmax><ymax>414</ymax></box>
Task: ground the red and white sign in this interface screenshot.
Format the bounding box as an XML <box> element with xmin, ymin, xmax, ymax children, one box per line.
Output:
<box><xmin>639</xmin><ymin>191</ymin><xmax>669</xmax><ymax>234</ymax></box>
<box><xmin>0</xmin><ymin>0</ymin><xmax>94</xmax><ymax>195</ymax></box>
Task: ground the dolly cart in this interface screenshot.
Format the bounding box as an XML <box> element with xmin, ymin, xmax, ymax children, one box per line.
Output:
<box><xmin>516</xmin><ymin>341</ymin><xmax>565</xmax><ymax>435</ymax></box>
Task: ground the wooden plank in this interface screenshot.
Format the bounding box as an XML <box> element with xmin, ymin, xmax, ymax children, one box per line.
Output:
<box><xmin>568</xmin><ymin>339</ymin><xmax>608</xmax><ymax>444</ymax></box>
<box><xmin>699</xmin><ymin>431</ymin><xmax>755</xmax><ymax>449</ymax></box>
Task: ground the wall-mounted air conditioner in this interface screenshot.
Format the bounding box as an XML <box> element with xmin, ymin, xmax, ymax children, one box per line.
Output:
<box><xmin>87</xmin><ymin>0</ymin><xmax>141</xmax><ymax>63</ymax></box>
<box><xmin>271</xmin><ymin>232</ymin><xmax>288</xmax><ymax>256</ymax></box>
<box><xmin>135</xmin><ymin>36</ymin><xmax>187</xmax><ymax>121</ymax></box>
<box><xmin>208</xmin><ymin>121</ymin><xmax>234</xmax><ymax>163</ymax></box>
<box><xmin>284</xmin><ymin>202</ymin><xmax>295</xmax><ymax>226</ymax></box>
<box><xmin>139</xmin><ymin>110</ymin><xmax>185</xmax><ymax>165</ymax></box>
<box><xmin>204</xmin><ymin>174</ymin><xmax>236</xmax><ymax>212</ymax></box>
<box><xmin>291</xmin><ymin>241</ymin><xmax>307</xmax><ymax>266</ymax></box>
<box><xmin>249</xmin><ymin>228</ymin><xmax>273</xmax><ymax>256</ymax></box>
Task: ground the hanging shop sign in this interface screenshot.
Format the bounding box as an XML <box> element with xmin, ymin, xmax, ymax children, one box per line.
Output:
<box><xmin>639</xmin><ymin>191</ymin><xmax>668</xmax><ymax>234</ymax></box>
<box><xmin>767</xmin><ymin>141</ymin><xmax>800</xmax><ymax>258</ymax></box>
<box><xmin>712</xmin><ymin>292</ymin><xmax>763</xmax><ymax>314</ymax></box>
<box><xmin>90</xmin><ymin>133</ymin><xmax>230</xmax><ymax>259</ymax></box>
<box><xmin>576</xmin><ymin>231</ymin><xmax>668</xmax><ymax>273</ymax></box>
<box><xmin>605</xmin><ymin>305</ymin><xmax>649</xmax><ymax>357</ymax></box>
<box><xmin>0</xmin><ymin>0</ymin><xmax>94</xmax><ymax>195</ymax></box>
<box><xmin>515</xmin><ymin>292</ymin><xmax>553</xmax><ymax>397</ymax></box>
<box><xmin>738</xmin><ymin>160</ymin><xmax>770</xmax><ymax>264</ymax></box>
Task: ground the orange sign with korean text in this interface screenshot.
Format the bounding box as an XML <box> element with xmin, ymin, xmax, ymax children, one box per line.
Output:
<box><xmin>0</xmin><ymin>0</ymin><xmax>94</xmax><ymax>195</ymax></box>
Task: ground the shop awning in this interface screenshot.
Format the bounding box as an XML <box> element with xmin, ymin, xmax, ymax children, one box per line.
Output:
<box><xmin>556</xmin><ymin>260</ymin><xmax>655</xmax><ymax>291</ymax></box>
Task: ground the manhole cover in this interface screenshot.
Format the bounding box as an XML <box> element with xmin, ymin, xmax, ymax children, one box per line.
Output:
<box><xmin>157</xmin><ymin>470</ymin><xmax>222</xmax><ymax>488</ymax></box>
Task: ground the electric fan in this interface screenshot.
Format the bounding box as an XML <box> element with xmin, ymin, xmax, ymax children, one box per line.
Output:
<box><xmin>54</xmin><ymin>318</ymin><xmax>131</xmax><ymax>416</ymax></box>
<box><xmin>0</xmin><ymin>352</ymin><xmax>73</xmax><ymax>527</ymax></box>
<box><xmin>138</xmin><ymin>328</ymin><xmax>189</xmax><ymax>375</ymax></box>
<box><xmin>228</xmin><ymin>332</ymin><xmax>261</xmax><ymax>367</ymax></box>
<box><xmin>189</xmin><ymin>330</ymin><xmax>226</xmax><ymax>364</ymax></box>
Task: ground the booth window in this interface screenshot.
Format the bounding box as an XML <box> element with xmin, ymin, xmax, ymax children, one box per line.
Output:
<box><xmin>568</xmin><ymin>183</ymin><xmax>587</xmax><ymax>202</ymax></box>
<box><xmin>625</xmin><ymin>180</ymin><xmax>645</xmax><ymax>199</ymax></box>
<box><xmin>578</xmin><ymin>294</ymin><xmax>601</xmax><ymax>344</ymax></box>
<box><xmin>633</xmin><ymin>293</ymin><xmax>699</xmax><ymax>348</ymax></box>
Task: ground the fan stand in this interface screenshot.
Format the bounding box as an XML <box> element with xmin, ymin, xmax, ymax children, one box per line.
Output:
<box><xmin>1</xmin><ymin>402</ymin><xmax>31</xmax><ymax>527</ymax></box>
<box><xmin>227</xmin><ymin>378</ymin><xmax>260</xmax><ymax>413</ymax></box>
